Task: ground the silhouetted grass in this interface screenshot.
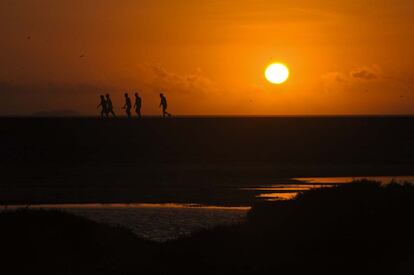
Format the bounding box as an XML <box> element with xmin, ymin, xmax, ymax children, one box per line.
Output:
<box><xmin>0</xmin><ymin>209</ymin><xmax>161</xmax><ymax>275</ymax></box>
<box><xmin>164</xmin><ymin>180</ymin><xmax>414</xmax><ymax>275</ymax></box>
<box><xmin>1</xmin><ymin>181</ymin><xmax>414</xmax><ymax>274</ymax></box>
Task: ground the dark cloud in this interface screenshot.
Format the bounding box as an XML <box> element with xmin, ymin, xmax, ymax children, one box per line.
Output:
<box><xmin>149</xmin><ymin>65</ymin><xmax>212</xmax><ymax>95</ymax></box>
<box><xmin>322</xmin><ymin>65</ymin><xmax>382</xmax><ymax>89</ymax></box>
<box><xmin>350</xmin><ymin>68</ymin><xmax>379</xmax><ymax>80</ymax></box>
<box><xmin>322</xmin><ymin>65</ymin><xmax>384</xmax><ymax>94</ymax></box>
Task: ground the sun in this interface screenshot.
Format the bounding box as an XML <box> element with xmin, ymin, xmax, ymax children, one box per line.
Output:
<box><xmin>265</xmin><ymin>63</ymin><xmax>290</xmax><ymax>84</ymax></box>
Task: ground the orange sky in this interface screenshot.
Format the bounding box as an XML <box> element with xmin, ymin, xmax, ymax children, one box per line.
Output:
<box><xmin>1</xmin><ymin>0</ymin><xmax>414</xmax><ymax>116</ymax></box>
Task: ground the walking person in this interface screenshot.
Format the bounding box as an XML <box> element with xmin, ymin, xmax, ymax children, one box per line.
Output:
<box><xmin>159</xmin><ymin>93</ymin><xmax>171</xmax><ymax>118</ymax></box>
<box><xmin>97</xmin><ymin>95</ymin><xmax>108</xmax><ymax>118</ymax></box>
<box><xmin>105</xmin><ymin>94</ymin><xmax>117</xmax><ymax>118</ymax></box>
<box><xmin>134</xmin><ymin>92</ymin><xmax>142</xmax><ymax>119</ymax></box>
<box><xmin>122</xmin><ymin>93</ymin><xmax>132</xmax><ymax>118</ymax></box>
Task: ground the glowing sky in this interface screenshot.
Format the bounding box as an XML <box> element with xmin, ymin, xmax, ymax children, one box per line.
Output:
<box><xmin>1</xmin><ymin>0</ymin><xmax>414</xmax><ymax>115</ymax></box>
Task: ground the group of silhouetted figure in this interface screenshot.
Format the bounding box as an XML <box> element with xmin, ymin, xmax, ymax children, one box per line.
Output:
<box><xmin>97</xmin><ymin>93</ymin><xmax>172</xmax><ymax>119</ymax></box>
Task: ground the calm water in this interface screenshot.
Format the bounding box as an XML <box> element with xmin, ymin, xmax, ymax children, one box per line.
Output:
<box><xmin>4</xmin><ymin>203</ymin><xmax>249</xmax><ymax>242</ymax></box>
<box><xmin>4</xmin><ymin>175</ymin><xmax>412</xmax><ymax>241</ymax></box>
<box><xmin>244</xmin><ymin>175</ymin><xmax>414</xmax><ymax>201</ymax></box>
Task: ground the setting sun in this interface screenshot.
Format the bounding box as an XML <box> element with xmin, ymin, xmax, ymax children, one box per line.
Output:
<box><xmin>265</xmin><ymin>63</ymin><xmax>290</xmax><ymax>84</ymax></box>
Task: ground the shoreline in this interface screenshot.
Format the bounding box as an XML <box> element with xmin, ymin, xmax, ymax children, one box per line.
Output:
<box><xmin>1</xmin><ymin>173</ymin><xmax>413</xmax><ymax>207</ymax></box>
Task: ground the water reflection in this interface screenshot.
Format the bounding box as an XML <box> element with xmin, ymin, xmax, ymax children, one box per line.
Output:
<box><xmin>3</xmin><ymin>175</ymin><xmax>413</xmax><ymax>240</ymax></box>
<box><xmin>5</xmin><ymin>203</ymin><xmax>249</xmax><ymax>211</ymax></box>
<box><xmin>242</xmin><ymin>184</ymin><xmax>330</xmax><ymax>201</ymax></box>
<box><xmin>295</xmin><ymin>176</ymin><xmax>414</xmax><ymax>184</ymax></box>
<box><xmin>2</xmin><ymin>203</ymin><xmax>249</xmax><ymax>242</ymax></box>
<box><xmin>256</xmin><ymin>192</ymin><xmax>298</xmax><ymax>201</ymax></box>
<box><xmin>249</xmin><ymin>175</ymin><xmax>414</xmax><ymax>201</ymax></box>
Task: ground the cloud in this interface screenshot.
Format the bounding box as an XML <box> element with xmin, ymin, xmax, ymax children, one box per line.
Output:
<box><xmin>0</xmin><ymin>64</ymin><xmax>218</xmax><ymax>115</ymax></box>
<box><xmin>321</xmin><ymin>65</ymin><xmax>383</xmax><ymax>91</ymax></box>
<box><xmin>321</xmin><ymin>71</ymin><xmax>348</xmax><ymax>84</ymax></box>
<box><xmin>148</xmin><ymin>65</ymin><xmax>213</xmax><ymax>95</ymax></box>
<box><xmin>350</xmin><ymin>66</ymin><xmax>381</xmax><ymax>81</ymax></box>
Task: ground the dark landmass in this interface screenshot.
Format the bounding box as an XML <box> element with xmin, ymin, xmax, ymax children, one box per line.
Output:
<box><xmin>0</xmin><ymin>117</ymin><xmax>413</xmax><ymax>205</ymax></box>
<box><xmin>32</xmin><ymin>110</ymin><xmax>81</xmax><ymax>117</ymax></box>
<box><xmin>1</xmin><ymin>182</ymin><xmax>413</xmax><ymax>274</ymax></box>
<box><xmin>0</xmin><ymin>209</ymin><xmax>158</xmax><ymax>274</ymax></box>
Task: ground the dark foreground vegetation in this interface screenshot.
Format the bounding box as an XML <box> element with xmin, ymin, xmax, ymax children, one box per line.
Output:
<box><xmin>1</xmin><ymin>181</ymin><xmax>414</xmax><ymax>274</ymax></box>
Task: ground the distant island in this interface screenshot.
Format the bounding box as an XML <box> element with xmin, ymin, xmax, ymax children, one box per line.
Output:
<box><xmin>32</xmin><ymin>110</ymin><xmax>81</xmax><ymax>117</ymax></box>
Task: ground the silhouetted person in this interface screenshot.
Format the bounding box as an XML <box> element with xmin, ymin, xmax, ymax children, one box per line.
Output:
<box><xmin>159</xmin><ymin>93</ymin><xmax>171</xmax><ymax>118</ymax></box>
<box><xmin>97</xmin><ymin>95</ymin><xmax>108</xmax><ymax>118</ymax></box>
<box><xmin>123</xmin><ymin>93</ymin><xmax>132</xmax><ymax>118</ymax></box>
<box><xmin>105</xmin><ymin>94</ymin><xmax>117</xmax><ymax>118</ymax></box>
<box><xmin>134</xmin><ymin>92</ymin><xmax>142</xmax><ymax>118</ymax></box>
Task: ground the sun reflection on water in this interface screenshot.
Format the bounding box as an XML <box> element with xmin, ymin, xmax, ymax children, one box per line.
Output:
<box><xmin>248</xmin><ymin>176</ymin><xmax>414</xmax><ymax>201</ymax></box>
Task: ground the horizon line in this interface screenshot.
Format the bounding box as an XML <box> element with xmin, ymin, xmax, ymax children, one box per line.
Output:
<box><xmin>2</xmin><ymin>114</ymin><xmax>414</xmax><ymax>119</ymax></box>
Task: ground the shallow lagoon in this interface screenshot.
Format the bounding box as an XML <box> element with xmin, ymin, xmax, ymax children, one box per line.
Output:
<box><xmin>3</xmin><ymin>176</ymin><xmax>412</xmax><ymax>241</ymax></box>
